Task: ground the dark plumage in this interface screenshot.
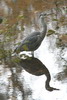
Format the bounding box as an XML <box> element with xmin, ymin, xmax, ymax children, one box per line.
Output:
<box><xmin>19</xmin><ymin>57</ymin><xmax>59</xmax><ymax>91</ymax></box>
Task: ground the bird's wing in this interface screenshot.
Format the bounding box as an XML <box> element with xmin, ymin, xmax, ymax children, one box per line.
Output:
<box><xmin>19</xmin><ymin>32</ymin><xmax>40</xmax><ymax>50</ymax></box>
<box><xmin>14</xmin><ymin>32</ymin><xmax>41</xmax><ymax>52</ymax></box>
<box><xmin>22</xmin><ymin>34</ymin><xmax>40</xmax><ymax>45</ymax></box>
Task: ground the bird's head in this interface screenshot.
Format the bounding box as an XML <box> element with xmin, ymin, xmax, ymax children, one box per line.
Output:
<box><xmin>39</xmin><ymin>13</ymin><xmax>50</xmax><ymax>21</ymax></box>
<box><xmin>39</xmin><ymin>12</ymin><xmax>52</xmax><ymax>19</ymax></box>
<box><xmin>39</xmin><ymin>13</ymin><xmax>47</xmax><ymax>18</ymax></box>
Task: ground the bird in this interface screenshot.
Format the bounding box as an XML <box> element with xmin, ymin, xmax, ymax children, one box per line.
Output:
<box><xmin>19</xmin><ymin>57</ymin><xmax>59</xmax><ymax>91</ymax></box>
<box><xmin>14</xmin><ymin>13</ymin><xmax>47</xmax><ymax>57</ymax></box>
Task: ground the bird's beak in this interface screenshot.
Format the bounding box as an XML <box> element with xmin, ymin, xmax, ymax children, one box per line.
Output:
<box><xmin>39</xmin><ymin>12</ymin><xmax>54</xmax><ymax>18</ymax></box>
<box><xmin>47</xmin><ymin>12</ymin><xmax>55</xmax><ymax>16</ymax></box>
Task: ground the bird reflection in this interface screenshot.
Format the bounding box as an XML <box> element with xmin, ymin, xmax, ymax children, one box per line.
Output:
<box><xmin>19</xmin><ymin>57</ymin><xmax>59</xmax><ymax>91</ymax></box>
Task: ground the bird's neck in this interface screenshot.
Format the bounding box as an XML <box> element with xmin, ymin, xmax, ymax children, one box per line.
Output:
<box><xmin>45</xmin><ymin>73</ymin><xmax>51</xmax><ymax>90</ymax></box>
<box><xmin>45</xmin><ymin>74</ymin><xmax>59</xmax><ymax>91</ymax></box>
<box><xmin>40</xmin><ymin>18</ymin><xmax>47</xmax><ymax>39</ymax></box>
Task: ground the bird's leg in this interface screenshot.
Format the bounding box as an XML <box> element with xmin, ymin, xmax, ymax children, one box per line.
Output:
<box><xmin>31</xmin><ymin>51</ymin><xmax>34</xmax><ymax>57</ymax></box>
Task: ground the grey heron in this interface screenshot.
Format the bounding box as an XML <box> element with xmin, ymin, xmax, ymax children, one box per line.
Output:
<box><xmin>14</xmin><ymin>13</ymin><xmax>47</xmax><ymax>56</ymax></box>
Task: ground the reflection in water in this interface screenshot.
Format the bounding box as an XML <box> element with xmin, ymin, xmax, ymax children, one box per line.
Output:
<box><xmin>19</xmin><ymin>57</ymin><xmax>59</xmax><ymax>91</ymax></box>
<box><xmin>55</xmin><ymin>69</ymin><xmax>67</xmax><ymax>82</ymax></box>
